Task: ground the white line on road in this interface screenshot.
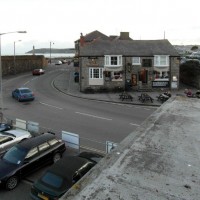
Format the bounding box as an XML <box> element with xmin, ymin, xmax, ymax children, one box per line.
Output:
<box><xmin>130</xmin><ymin>123</ymin><xmax>140</xmax><ymax>126</ymax></box>
<box><xmin>75</xmin><ymin>112</ymin><xmax>112</xmax><ymax>121</ymax></box>
<box><xmin>40</xmin><ymin>102</ymin><xmax>63</xmax><ymax>110</ymax></box>
<box><xmin>23</xmin><ymin>80</ymin><xmax>30</xmax><ymax>85</ymax></box>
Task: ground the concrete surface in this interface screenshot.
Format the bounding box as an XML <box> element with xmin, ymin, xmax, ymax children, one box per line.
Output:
<box><xmin>61</xmin><ymin>96</ymin><xmax>200</xmax><ymax>200</ymax></box>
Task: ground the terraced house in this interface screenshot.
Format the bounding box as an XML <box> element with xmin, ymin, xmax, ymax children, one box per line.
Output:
<box><xmin>74</xmin><ymin>30</ymin><xmax>180</xmax><ymax>92</ymax></box>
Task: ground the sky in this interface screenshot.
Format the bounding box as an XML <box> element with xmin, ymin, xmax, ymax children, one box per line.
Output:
<box><xmin>0</xmin><ymin>0</ymin><xmax>200</xmax><ymax>55</ymax></box>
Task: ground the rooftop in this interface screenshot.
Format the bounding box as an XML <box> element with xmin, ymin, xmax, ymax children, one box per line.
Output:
<box><xmin>62</xmin><ymin>96</ymin><xmax>200</xmax><ymax>200</ymax></box>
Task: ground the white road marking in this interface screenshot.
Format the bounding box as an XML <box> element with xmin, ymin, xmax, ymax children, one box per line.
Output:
<box><xmin>40</xmin><ymin>102</ymin><xmax>63</xmax><ymax>110</ymax></box>
<box><xmin>130</xmin><ymin>123</ymin><xmax>140</xmax><ymax>126</ymax></box>
<box><xmin>75</xmin><ymin>112</ymin><xmax>112</xmax><ymax>121</ymax></box>
<box><xmin>23</xmin><ymin>80</ymin><xmax>30</xmax><ymax>85</ymax></box>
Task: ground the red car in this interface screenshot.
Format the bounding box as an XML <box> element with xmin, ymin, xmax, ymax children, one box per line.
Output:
<box><xmin>32</xmin><ymin>69</ymin><xmax>45</xmax><ymax>75</ymax></box>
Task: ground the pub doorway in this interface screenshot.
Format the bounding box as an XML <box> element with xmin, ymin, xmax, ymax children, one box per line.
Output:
<box><xmin>139</xmin><ymin>69</ymin><xmax>148</xmax><ymax>84</ymax></box>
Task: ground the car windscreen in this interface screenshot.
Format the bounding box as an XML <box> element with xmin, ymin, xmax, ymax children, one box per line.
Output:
<box><xmin>20</xmin><ymin>89</ymin><xmax>31</xmax><ymax>94</ymax></box>
<box><xmin>0</xmin><ymin>124</ymin><xmax>7</xmax><ymax>131</ymax></box>
<box><xmin>41</xmin><ymin>172</ymin><xmax>64</xmax><ymax>188</ymax></box>
<box><xmin>0</xmin><ymin>136</ymin><xmax>13</xmax><ymax>144</ymax></box>
<box><xmin>3</xmin><ymin>145</ymin><xmax>27</xmax><ymax>164</ymax></box>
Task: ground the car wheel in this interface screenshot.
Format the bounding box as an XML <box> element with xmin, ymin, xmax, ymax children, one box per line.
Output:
<box><xmin>53</xmin><ymin>153</ymin><xmax>61</xmax><ymax>163</ymax></box>
<box><xmin>6</xmin><ymin>176</ymin><xmax>18</xmax><ymax>190</ymax></box>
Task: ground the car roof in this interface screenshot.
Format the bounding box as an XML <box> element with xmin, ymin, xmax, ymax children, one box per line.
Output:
<box><xmin>17</xmin><ymin>87</ymin><xmax>31</xmax><ymax>90</ymax></box>
<box><xmin>0</xmin><ymin>129</ymin><xmax>31</xmax><ymax>137</ymax></box>
<box><xmin>18</xmin><ymin>133</ymin><xmax>56</xmax><ymax>149</ymax></box>
<box><xmin>47</xmin><ymin>156</ymin><xmax>93</xmax><ymax>180</ymax></box>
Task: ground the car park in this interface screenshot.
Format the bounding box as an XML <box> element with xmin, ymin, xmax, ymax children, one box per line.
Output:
<box><xmin>0</xmin><ymin>133</ymin><xmax>66</xmax><ymax>190</ymax></box>
<box><xmin>32</xmin><ymin>69</ymin><xmax>45</xmax><ymax>75</ymax></box>
<box><xmin>30</xmin><ymin>156</ymin><xmax>96</xmax><ymax>200</ymax></box>
<box><xmin>12</xmin><ymin>87</ymin><xmax>35</xmax><ymax>102</ymax></box>
<box><xmin>0</xmin><ymin>129</ymin><xmax>32</xmax><ymax>156</ymax></box>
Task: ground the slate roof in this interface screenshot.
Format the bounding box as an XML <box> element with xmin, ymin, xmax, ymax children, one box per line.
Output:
<box><xmin>79</xmin><ymin>38</ymin><xmax>179</xmax><ymax>57</ymax></box>
<box><xmin>80</xmin><ymin>30</ymin><xmax>110</xmax><ymax>42</ymax></box>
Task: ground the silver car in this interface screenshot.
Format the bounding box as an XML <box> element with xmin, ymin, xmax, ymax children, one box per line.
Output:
<box><xmin>0</xmin><ymin>129</ymin><xmax>32</xmax><ymax>156</ymax></box>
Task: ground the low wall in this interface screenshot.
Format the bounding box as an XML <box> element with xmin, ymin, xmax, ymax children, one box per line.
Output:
<box><xmin>1</xmin><ymin>55</ymin><xmax>48</xmax><ymax>76</ymax></box>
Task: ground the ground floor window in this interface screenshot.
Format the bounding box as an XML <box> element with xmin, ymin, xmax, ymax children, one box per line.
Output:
<box><xmin>89</xmin><ymin>68</ymin><xmax>103</xmax><ymax>79</ymax></box>
<box><xmin>154</xmin><ymin>70</ymin><xmax>169</xmax><ymax>80</ymax></box>
<box><xmin>104</xmin><ymin>71</ymin><xmax>123</xmax><ymax>81</ymax></box>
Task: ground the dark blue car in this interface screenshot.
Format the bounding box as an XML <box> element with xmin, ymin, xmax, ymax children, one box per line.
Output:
<box><xmin>12</xmin><ymin>87</ymin><xmax>35</xmax><ymax>102</ymax></box>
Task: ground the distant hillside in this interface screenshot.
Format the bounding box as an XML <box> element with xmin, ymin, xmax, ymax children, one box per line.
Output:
<box><xmin>26</xmin><ymin>48</ymin><xmax>75</xmax><ymax>54</ymax></box>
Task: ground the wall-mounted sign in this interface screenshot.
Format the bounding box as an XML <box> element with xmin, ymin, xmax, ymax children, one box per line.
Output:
<box><xmin>171</xmin><ymin>81</ymin><xmax>178</xmax><ymax>89</ymax></box>
<box><xmin>152</xmin><ymin>81</ymin><xmax>169</xmax><ymax>88</ymax></box>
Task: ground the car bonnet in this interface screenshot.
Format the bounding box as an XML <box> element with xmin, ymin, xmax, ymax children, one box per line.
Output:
<box><xmin>0</xmin><ymin>159</ymin><xmax>19</xmax><ymax>180</ymax></box>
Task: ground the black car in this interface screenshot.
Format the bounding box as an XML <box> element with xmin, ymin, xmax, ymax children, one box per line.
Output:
<box><xmin>0</xmin><ymin>133</ymin><xmax>66</xmax><ymax>190</ymax></box>
<box><xmin>78</xmin><ymin>151</ymin><xmax>104</xmax><ymax>164</ymax></box>
<box><xmin>30</xmin><ymin>156</ymin><xmax>96</xmax><ymax>200</ymax></box>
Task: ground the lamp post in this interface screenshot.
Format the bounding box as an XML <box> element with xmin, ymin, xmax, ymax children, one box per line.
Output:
<box><xmin>14</xmin><ymin>40</ymin><xmax>21</xmax><ymax>74</ymax></box>
<box><xmin>0</xmin><ymin>31</ymin><xmax>26</xmax><ymax>121</ymax></box>
<box><xmin>50</xmin><ymin>41</ymin><xmax>54</xmax><ymax>64</ymax></box>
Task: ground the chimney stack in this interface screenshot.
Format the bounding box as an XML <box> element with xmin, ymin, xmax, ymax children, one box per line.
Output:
<box><xmin>120</xmin><ymin>32</ymin><xmax>130</xmax><ymax>40</ymax></box>
<box><xmin>80</xmin><ymin>33</ymin><xmax>85</xmax><ymax>46</ymax></box>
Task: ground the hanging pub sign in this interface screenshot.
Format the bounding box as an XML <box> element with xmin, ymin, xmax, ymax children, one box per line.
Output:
<box><xmin>86</xmin><ymin>56</ymin><xmax>99</xmax><ymax>67</ymax></box>
<box><xmin>152</xmin><ymin>81</ymin><xmax>169</xmax><ymax>88</ymax></box>
<box><xmin>73</xmin><ymin>58</ymin><xmax>79</xmax><ymax>67</ymax></box>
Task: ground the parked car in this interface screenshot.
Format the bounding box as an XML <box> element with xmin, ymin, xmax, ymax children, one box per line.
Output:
<box><xmin>12</xmin><ymin>87</ymin><xmax>35</xmax><ymax>102</ymax></box>
<box><xmin>30</xmin><ymin>156</ymin><xmax>96</xmax><ymax>200</ymax></box>
<box><xmin>0</xmin><ymin>123</ymin><xmax>12</xmax><ymax>132</ymax></box>
<box><xmin>0</xmin><ymin>129</ymin><xmax>32</xmax><ymax>156</ymax></box>
<box><xmin>0</xmin><ymin>133</ymin><xmax>66</xmax><ymax>190</ymax></box>
<box><xmin>61</xmin><ymin>59</ymin><xmax>67</xmax><ymax>64</ymax></box>
<box><xmin>55</xmin><ymin>60</ymin><xmax>62</xmax><ymax>65</ymax></box>
<box><xmin>78</xmin><ymin>151</ymin><xmax>104</xmax><ymax>164</ymax></box>
<box><xmin>32</xmin><ymin>69</ymin><xmax>45</xmax><ymax>75</ymax></box>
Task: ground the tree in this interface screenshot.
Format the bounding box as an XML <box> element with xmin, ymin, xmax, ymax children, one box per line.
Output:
<box><xmin>191</xmin><ymin>45</ymin><xmax>198</xmax><ymax>51</ymax></box>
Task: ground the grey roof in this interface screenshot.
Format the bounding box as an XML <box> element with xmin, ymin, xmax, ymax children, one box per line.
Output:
<box><xmin>79</xmin><ymin>39</ymin><xmax>179</xmax><ymax>57</ymax></box>
<box><xmin>81</xmin><ymin>30</ymin><xmax>109</xmax><ymax>42</ymax></box>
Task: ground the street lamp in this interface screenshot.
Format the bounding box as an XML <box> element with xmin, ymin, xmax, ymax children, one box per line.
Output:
<box><xmin>50</xmin><ymin>41</ymin><xmax>54</xmax><ymax>64</ymax></box>
<box><xmin>0</xmin><ymin>31</ymin><xmax>27</xmax><ymax>121</ymax></box>
<box><xmin>14</xmin><ymin>40</ymin><xmax>21</xmax><ymax>74</ymax></box>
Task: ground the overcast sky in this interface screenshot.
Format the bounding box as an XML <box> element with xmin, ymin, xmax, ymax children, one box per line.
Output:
<box><xmin>1</xmin><ymin>0</ymin><xmax>199</xmax><ymax>55</ymax></box>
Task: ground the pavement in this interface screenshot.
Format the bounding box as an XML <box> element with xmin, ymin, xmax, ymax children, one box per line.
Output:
<box><xmin>52</xmin><ymin>69</ymin><xmax>192</xmax><ymax>107</ymax></box>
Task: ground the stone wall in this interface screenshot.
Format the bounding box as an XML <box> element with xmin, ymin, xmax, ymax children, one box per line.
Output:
<box><xmin>180</xmin><ymin>60</ymin><xmax>200</xmax><ymax>89</ymax></box>
<box><xmin>1</xmin><ymin>55</ymin><xmax>48</xmax><ymax>76</ymax></box>
<box><xmin>79</xmin><ymin>56</ymin><xmax>180</xmax><ymax>92</ymax></box>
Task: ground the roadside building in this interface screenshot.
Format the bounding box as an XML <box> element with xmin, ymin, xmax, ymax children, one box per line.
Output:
<box><xmin>74</xmin><ymin>31</ymin><xmax>180</xmax><ymax>92</ymax></box>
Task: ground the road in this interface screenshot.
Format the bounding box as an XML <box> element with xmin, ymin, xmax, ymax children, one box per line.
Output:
<box><xmin>0</xmin><ymin>63</ymin><xmax>157</xmax><ymax>199</ymax></box>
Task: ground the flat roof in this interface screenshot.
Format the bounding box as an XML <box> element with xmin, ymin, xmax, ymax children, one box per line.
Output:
<box><xmin>62</xmin><ymin>96</ymin><xmax>200</xmax><ymax>200</ymax></box>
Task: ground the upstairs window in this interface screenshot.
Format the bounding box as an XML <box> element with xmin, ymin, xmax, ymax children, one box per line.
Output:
<box><xmin>154</xmin><ymin>55</ymin><xmax>169</xmax><ymax>67</ymax></box>
<box><xmin>132</xmin><ymin>57</ymin><xmax>141</xmax><ymax>65</ymax></box>
<box><xmin>142</xmin><ymin>59</ymin><xmax>152</xmax><ymax>67</ymax></box>
<box><xmin>104</xmin><ymin>55</ymin><xmax>122</xmax><ymax>67</ymax></box>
